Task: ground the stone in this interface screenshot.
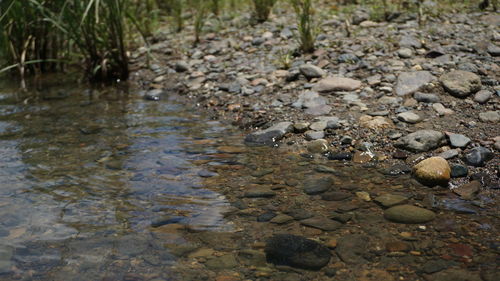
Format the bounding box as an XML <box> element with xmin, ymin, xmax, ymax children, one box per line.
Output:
<box><xmin>359</xmin><ymin>115</ymin><xmax>393</xmax><ymax>129</ymax></box>
<box><xmin>309</xmin><ymin>121</ymin><xmax>327</xmax><ymax>131</ymax></box>
<box><xmin>293</xmin><ymin>122</ymin><xmax>310</xmax><ymax>133</ymax></box>
<box><xmin>440</xmin><ymin>70</ymin><xmax>482</xmax><ymax>98</ymax></box>
<box><xmin>265</xmin><ymin>234</ymin><xmax>331</xmax><ymax>270</ymax></box>
<box><xmin>303</xmin><ymin>177</ymin><xmax>333</xmax><ymax>195</ymax></box>
<box><xmin>300</xmin><ymin>217</ymin><xmax>343</xmax><ymax>231</ymax></box>
<box><xmin>397</xmin><ymin>48</ymin><xmax>413</xmax><ymax>58</ymax></box>
<box><xmin>307</xmin><ymin>139</ymin><xmax>329</xmax><ymax>154</ymax></box>
<box><xmin>321</xmin><ymin>191</ymin><xmax>352</xmax><ymax>201</ymax></box>
<box><xmin>244</xmin><ymin>122</ymin><xmax>293</xmax><ymax>146</ymax></box>
<box><xmin>464</xmin><ymin>146</ymin><xmax>494</xmax><ymax>167</ymax></box>
<box><xmin>305</xmin><ymin>130</ymin><xmax>325</xmax><ymax>140</ymax></box>
<box><xmin>395</xmin><ymin>130</ymin><xmax>445</xmax><ymax>152</ymax></box>
<box><xmin>425</xmin><ymin>268</ymin><xmax>481</xmax><ymax>281</ymax></box>
<box><xmin>413</xmin><ymin>157</ymin><xmax>451</xmax><ymax>186</ymax></box>
<box><xmin>205</xmin><ymin>254</ymin><xmax>238</xmax><ymax>270</ymax></box>
<box><xmin>448</xmin><ymin>133</ymin><xmax>471</xmax><ymax>148</ymax></box>
<box><xmin>438</xmin><ymin>149</ymin><xmax>459</xmax><ymax>159</ymax></box>
<box><xmin>414</xmin><ymin>92</ymin><xmax>440</xmax><ymax>103</ymax></box>
<box><xmin>313</xmin><ymin>77</ymin><xmax>362</xmax><ymax>92</ymax></box>
<box><xmin>384</xmin><ymin>205</ymin><xmax>436</xmax><ymax>224</ymax></box>
<box><xmin>453</xmin><ymin>181</ymin><xmax>481</xmax><ymax>200</ymax></box>
<box><xmin>144</xmin><ymin>89</ymin><xmax>163</xmax><ymax>101</ymax></box>
<box><xmin>474</xmin><ymin>90</ymin><xmax>492</xmax><ymax>104</ymax></box>
<box><xmin>336</xmin><ymin>234</ymin><xmax>369</xmax><ymax>264</ymax></box>
<box><xmin>395</xmin><ymin>71</ymin><xmax>436</xmax><ymax>96</ymax></box>
<box><xmin>479</xmin><ymin>111</ymin><xmax>500</xmax><ymax>122</ymax></box>
<box><xmin>374</xmin><ymin>194</ymin><xmax>408</xmax><ymax>208</ymax></box>
<box><xmin>244</xmin><ymin>188</ymin><xmax>276</xmax><ymax>198</ymax></box>
<box><xmin>432</xmin><ymin>103</ymin><xmax>454</xmax><ymax>116</ymax></box>
<box><xmin>270</xmin><ymin>214</ymin><xmax>294</xmax><ymax>224</ymax></box>
<box><xmin>397</xmin><ymin>111</ymin><xmax>422</xmax><ymax>123</ymax></box>
<box><xmin>352</xmin><ymin>151</ymin><xmax>374</xmax><ymax>163</ymax></box>
<box><xmin>399</xmin><ymin>35</ymin><xmax>422</xmax><ymax>48</ymax></box>
<box><xmin>299</xmin><ymin>64</ymin><xmax>326</xmax><ymax>79</ymax></box>
<box><xmin>174</xmin><ymin>61</ymin><xmax>189</xmax><ymax>72</ymax></box>
<box><xmin>487</xmin><ymin>43</ymin><xmax>500</xmax><ymax>56</ymax></box>
<box><xmin>450</xmin><ymin>164</ymin><xmax>468</xmax><ymax>178</ymax></box>
<box><xmin>238</xmin><ymin>249</ymin><xmax>267</xmax><ymax>267</ymax></box>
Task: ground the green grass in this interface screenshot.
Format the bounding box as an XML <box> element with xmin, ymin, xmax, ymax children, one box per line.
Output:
<box><xmin>290</xmin><ymin>0</ymin><xmax>318</xmax><ymax>53</ymax></box>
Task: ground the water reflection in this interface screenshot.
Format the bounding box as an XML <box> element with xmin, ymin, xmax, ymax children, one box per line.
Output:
<box><xmin>0</xmin><ymin>76</ymin><xmax>236</xmax><ymax>279</ymax></box>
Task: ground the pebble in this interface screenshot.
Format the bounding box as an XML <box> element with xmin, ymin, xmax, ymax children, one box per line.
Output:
<box><xmin>336</xmin><ymin>234</ymin><xmax>369</xmax><ymax>264</ymax></box>
<box><xmin>453</xmin><ymin>180</ymin><xmax>481</xmax><ymax>200</ymax></box>
<box><xmin>300</xmin><ymin>217</ymin><xmax>343</xmax><ymax>231</ymax></box>
<box><xmin>479</xmin><ymin>111</ymin><xmax>500</xmax><ymax>122</ymax></box>
<box><xmin>448</xmin><ymin>133</ymin><xmax>471</xmax><ymax>148</ymax></box>
<box><xmin>397</xmin><ymin>48</ymin><xmax>413</xmax><ymax>58</ymax></box>
<box><xmin>438</xmin><ymin>149</ymin><xmax>459</xmax><ymax>159</ymax></box>
<box><xmin>414</xmin><ymin>92</ymin><xmax>440</xmax><ymax>103</ymax></box>
<box><xmin>174</xmin><ymin>61</ymin><xmax>189</xmax><ymax>72</ymax></box>
<box><xmin>305</xmin><ymin>130</ymin><xmax>325</xmax><ymax>140</ymax></box>
<box><xmin>473</xmin><ymin>90</ymin><xmax>492</xmax><ymax>104</ymax></box>
<box><xmin>397</xmin><ymin>111</ymin><xmax>422</xmax><ymax>123</ymax></box>
<box><xmin>313</xmin><ymin>76</ymin><xmax>362</xmax><ymax>92</ymax></box>
<box><xmin>244</xmin><ymin>122</ymin><xmax>293</xmax><ymax>146</ymax></box>
<box><xmin>265</xmin><ymin>234</ymin><xmax>331</xmax><ymax>270</ymax></box>
<box><xmin>395</xmin><ymin>71</ymin><xmax>435</xmax><ymax>96</ymax></box>
<box><xmin>374</xmin><ymin>194</ymin><xmax>408</xmax><ymax>207</ymax></box>
<box><xmin>299</xmin><ymin>64</ymin><xmax>326</xmax><ymax>79</ymax></box>
<box><xmin>412</xmin><ymin>156</ymin><xmax>451</xmax><ymax>186</ymax></box>
<box><xmin>440</xmin><ymin>70</ymin><xmax>481</xmax><ymax>98</ymax></box>
<box><xmin>395</xmin><ymin>130</ymin><xmax>445</xmax><ymax>152</ymax></box>
<box><xmin>432</xmin><ymin>103</ymin><xmax>454</xmax><ymax>116</ymax></box>
<box><xmin>302</xmin><ymin>177</ymin><xmax>333</xmax><ymax>195</ymax></box>
<box><xmin>450</xmin><ymin>164</ymin><xmax>468</xmax><ymax>178</ymax></box>
<box><xmin>307</xmin><ymin>139</ymin><xmax>329</xmax><ymax>154</ymax></box>
<box><xmin>464</xmin><ymin>146</ymin><xmax>494</xmax><ymax>167</ymax></box>
<box><xmin>384</xmin><ymin>205</ymin><xmax>436</xmax><ymax>224</ymax></box>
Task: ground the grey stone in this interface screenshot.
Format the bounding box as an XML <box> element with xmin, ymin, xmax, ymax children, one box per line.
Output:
<box><xmin>414</xmin><ymin>92</ymin><xmax>440</xmax><ymax>103</ymax></box>
<box><xmin>397</xmin><ymin>48</ymin><xmax>413</xmax><ymax>58</ymax></box>
<box><xmin>464</xmin><ymin>146</ymin><xmax>494</xmax><ymax>167</ymax></box>
<box><xmin>244</xmin><ymin>188</ymin><xmax>276</xmax><ymax>198</ymax></box>
<box><xmin>309</xmin><ymin>121</ymin><xmax>328</xmax><ymax>131</ymax></box>
<box><xmin>300</xmin><ymin>217</ymin><xmax>342</xmax><ymax>231</ymax></box>
<box><xmin>374</xmin><ymin>194</ymin><xmax>408</xmax><ymax>208</ymax></box>
<box><xmin>144</xmin><ymin>89</ymin><xmax>163</xmax><ymax>101</ymax></box>
<box><xmin>244</xmin><ymin>122</ymin><xmax>294</xmax><ymax>146</ymax></box>
<box><xmin>317</xmin><ymin>116</ymin><xmax>341</xmax><ymax>129</ymax></box>
<box><xmin>487</xmin><ymin>43</ymin><xmax>500</xmax><ymax>56</ymax></box>
<box><xmin>336</xmin><ymin>234</ymin><xmax>369</xmax><ymax>264</ymax></box>
<box><xmin>448</xmin><ymin>133</ymin><xmax>471</xmax><ymax>148</ymax></box>
<box><xmin>395</xmin><ymin>71</ymin><xmax>436</xmax><ymax>96</ymax></box>
<box><xmin>395</xmin><ymin>130</ymin><xmax>445</xmax><ymax>152</ymax></box>
<box><xmin>313</xmin><ymin>77</ymin><xmax>362</xmax><ymax>92</ymax></box>
<box><xmin>265</xmin><ymin>234</ymin><xmax>331</xmax><ymax>270</ymax></box>
<box><xmin>292</xmin><ymin>91</ymin><xmax>327</xmax><ymax>109</ymax></box>
<box><xmin>338</xmin><ymin>53</ymin><xmax>360</xmax><ymax>63</ymax></box>
<box><xmin>438</xmin><ymin>149</ymin><xmax>459</xmax><ymax>159</ymax></box>
<box><xmin>174</xmin><ymin>61</ymin><xmax>189</xmax><ymax>72</ymax></box>
<box><xmin>479</xmin><ymin>111</ymin><xmax>500</xmax><ymax>122</ymax></box>
<box><xmin>440</xmin><ymin>70</ymin><xmax>482</xmax><ymax>98</ymax></box>
<box><xmin>299</xmin><ymin>64</ymin><xmax>326</xmax><ymax>79</ymax></box>
<box><xmin>205</xmin><ymin>254</ymin><xmax>238</xmax><ymax>270</ymax></box>
<box><xmin>433</xmin><ymin>103</ymin><xmax>454</xmax><ymax>116</ymax></box>
<box><xmin>305</xmin><ymin>130</ymin><xmax>325</xmax><ymax>140</ymax></box>
<box><xmin>474</xmin><ymin>90</ymin><xmax>493</xmax><ymax>104</ymax></box>
<box><xmin>397</xmin><ymin>111</ymin><xmax>422</xmax><ymax>123</ymax></box>
<box><xmin>399</xmin><ymin>35</ymin><xmax>422</xmax><ymax>49</ymax></box>
<box><xmin>305</xmin><ymin>105</ymin><xmax>332</xmax><ymax>115</ymax></box>
<box><xmin>384</xmin><ymin>205</ymin><xmax>436</xmax><ymax>223</ymax></box>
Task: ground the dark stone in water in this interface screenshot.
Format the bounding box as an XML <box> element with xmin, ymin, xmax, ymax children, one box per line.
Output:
<box><xmin>303</xmin><ymin>177</ymin><xmax>333</xmax><ymax>195</ymax></box>
<box><xmin>336</xmin><ymin>234</ymin><xmax>369</xmax><ymax>264</ymax></box>
<box><xmin>151</xmin><ymin>217</ymin><xmax>183</xmax><ymax>227</ymax></box>
<box><xmin>257</xmin><ymin>212</ymin><xmax>277</xmax><ymax>222</ymax></box>
<box><xmin>197</xmin><ymin>170</ymin><xmax>218</xmax><ymax>178</ymax></box>
<box><xmin>380</xmin><ymin>164</ymin><xmax>412</xmax><ymax>176</ymax></box>
<box><xmin>285</xmin><ymin>209</ymin><xmax>314</xmax><ymax>220</ymax></box>
<box><xmin>327</xmin><ymin>152</ymin><xmax>353</xmax><ymax>161</ymax></box>
<box><xmin>450</xmin><ymin>164</ymin><xmax>468</xmax><ymax>178</ymax></box>
<box><xmin>321</xmin><ymin>191</ymin><xmax>352</xmax><ymax>201</ymax></box>
<box><xmin>265</xmin><ymin>234</ymin><xmax>331</xmax><ymax>270</ymax></box>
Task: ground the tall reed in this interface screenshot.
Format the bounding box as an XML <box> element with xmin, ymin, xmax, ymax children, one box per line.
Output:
<box><xmin>252</xmin><ymin>0</ymin><xmax>277</xmax><ymax>23</ymax></box>
<box><xmin>290</xmin><ymin>0</ymin><xmax>318</xmax><ymax>53</ymax></box>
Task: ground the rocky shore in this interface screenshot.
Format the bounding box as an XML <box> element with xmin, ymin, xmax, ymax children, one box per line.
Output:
<box><xmin>129</xmin><ymin>6</ymin><xmax>499</xmax><ymax>281</ymax></box>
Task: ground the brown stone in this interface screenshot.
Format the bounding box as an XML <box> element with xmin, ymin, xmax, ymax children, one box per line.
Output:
<box><xmin>413</xmin><ymin>157</ymin><xmax>451</xmax><ymax>186</ymax></box>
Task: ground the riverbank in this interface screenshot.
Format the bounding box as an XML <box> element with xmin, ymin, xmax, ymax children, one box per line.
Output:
<box><xmin>128</xmin><ymin>6</ymin><xmax>499</xmax><ymax>281</ymax></box>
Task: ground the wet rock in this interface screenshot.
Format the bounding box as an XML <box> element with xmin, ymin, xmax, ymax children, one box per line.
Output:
<box><xmin>144</xmin><ymin>89</ymin><xmax>163</xmax><ymax>101</ymax></box>
<box><xmin>440</xmin><ymin>70</ymin><xmax>481</xmax><ymax>98</ymax></box>
<box><xmin>244</xmin><ymin>122</ymin><xmax>293</xmax><ymax>146</ymax></box>
<box><xmin>257</xmin><ymin>212</ymin><xmax>277</xmax><ymax>222</ymax></box>
<box><xmin>413</xmin><ymin>157</ymin><xmax>451</xmax><ymax>186</ymax></box>
<box><xmin>327</xmin><ymin>152</ymin><xmax>353</xmax><ymax>161</ymax></box>
<box><xmin>285</xmin><ymin>209</ymin><xmax>314</xmax><ymax>220</ymax></box>
<box><xmin>300</xmin><ymin>217</ymin><xmax>342</xmax><ymax>231</ymax></box>
<box><xmin>244</xmin><ymin>188</ymin><xmax>276</xmax><ymax>198</ymax></box>
<box><xmin>464</xmin><ymin>146</ymin><xmax>494</xmax><ymax>167</ymax></box>
<box><xmin>299</xmin><ymin>64</ymin><xmax>326</xmax><ymax>79</ymax></box>
<box><xmin>397</xmin><ymin>111</ymin><xmax>422</xmax><ymax>123</ymax></box>
<box><xmin>314</xmin><ymin>165</ymin><xmax>341</xmax><ymax>175</ymax></box>
<box><xmin>198</xmin><ymin>170</ymin><xmax>218</xmax><ymax>177</ymax></box>
<box><xmin>414</xmin><ymin>92</ymin><xmax>440</xmax><ymax>103</ymax></box>
<box><xmin>420</xmin><ymin>259</ymin><xmax>457</xmax><ymax>274</ymax></box>
<box><xmin>450</xmin><ymin>164</ymin><xmax>468</xmax><ymax>178</ymax></box>
<box><xmin>395</xmin><ymin>130</ymin><xmax>445</xmax><ymax>152</ymax></box>
<box><xmin>205</xmin><ymin>254</ymin><xmax>238</xmax><ymax>270</ymax></box>
<box><xmin>453</xmin><ymin>180</ymin><xmax>481</xmax><ymax>200</ymax></box>
<box><xmin>321</xmin><ymin>191</ymin><xmax>352</xmax><ymax>201</ymax></box>
<box><xmin>238</xmin><ymin>249</ymin><xmax>267</xmax><ymax>267</ymax></box>
<box><xmin>303</xmin><ymin>177</ymin><xmax>333</xmax><ymax>195</ymax></box>
<box><xmin>270</xmin><ymin>214</ymin><xmax>294</xmax><ymax>224</ymax></box>
<box><xmin>313</xmin><ymin>76</ymin><xmax>362</xmax><ymax>92</ymax></box>
<box><xmin>424</xmin><ymin>268</ymin><xmax>481</xmax><ymax>281</ymax></box>
<box><xmin>265</xmin><ymin>234</ymin><xmax>331</xmax><ymax>270</ymax></box>
<box><xmin>479</xmin><ymin>111</ymin><xmax>500</xmax><ymax>122</ymax></box>
<box><xmin>448</xmin><ymin>133</ymin><xmax>471</xmax><ymax>148</ymax></box>
<box><xmin>374</xmin><ymin>194</ymin><xmax>408</xmax><ymax>208</ymax></box>
<box><xmin>474</xmin><ymin>90</ymin><xmax>492</xmax><ymax>104</ymax></box>
<box><xmin>336</xmin><ymin>234</ymin><xmax>369</xmax><ymax>264</ymax></box>
<box><xmin>352</xmin><ymin>151</ymin><xmax>374</xmax><ymax>163</ymax></box>
<box><xmin>395</xmin><ymin>71</ymin><xmax>436</xmax><ymax>96</ymax></box>
<box><xmin>0</xmin><ymin>245</ymin><xmax>13</xmax><ymax>274</ymax></box>
<box><xmin>307</xmin><ymin>139</ymin><xmax>329</xmax><ymax>154</ymax></box>
<box><xmin>384</xmin><ymin>205</ymin><xmax>436</xmax><ymax>224</ymax></box>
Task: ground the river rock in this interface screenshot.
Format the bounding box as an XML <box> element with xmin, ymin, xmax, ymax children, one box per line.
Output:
<box><xmin>299</xmin><ymin>64</ymin><xmax>326</xmax><ymax>79</ymax></box>
<box><xmin>300</xmin><ymin>217</ymin><xmax>343</xmax><ymax>231</ymax></box>
<box><xmin>244</xmin><ymin>122</ymin><xmax>293</xmax><ymax>146</ymax></box>
<box><xmin>397</xmin><ymin>111</ymin><xmax>422</xmax><ymax>123</ymax></box>
<box><xmin>303</xmin><ymin>177</ymin><xmax>333</xmax><ymax>195</ymax></box>
<box><xmin>336</xmin><ymin>234</ymin><xmax>369</xmax><ymax>264</ymax></box>
<box><xmin>474</xmin><ymin>90</ymin><xmax>492</xmax><ymax>104</ymax></box>
<box><xmin>399</xmin><ymin>35</ymin><xmax>422</xmax><ymax>48</ymax></box>
<box><xmin>313</xmin><ymin>76</ymin><xmax>362</xmax><ymax>92</ymax></box>
<box><xmin>395</xmin><ymin>130</ymin><xmax>445</xmax><ymax>152</ymax></box>
<box><xmin>205</xmin><ymin>254</ymin><xmax>238</xmax><ymax>270</ymax></box>
<box><xmin>174</xmin><ymin>61</ymin><xmax>189</xmax><ymax>72</ymax></box>
<box><xmin>144</xmin><ymin>89</ymin><xmax>163</xmax><ymax>101</ymax></box>
<box><xmin>395</xmin><ymin>71</ymin><xmax>435</xmax><ymax>96</ymax></box>
<box><xmin>448</xmin><ymin>133</ymin><xmax>471</xmax><ymax>148</ymax></box>
<box><xmin>425</xmin><ymin>268</ymin><xmax>482</xmax><ymax>281</ymax></box>
<box><xmin>464</xmin><ymin>146</ymin><xmax>494</xmax><ymax>167</ymax></box>
<box><xmin>307</xmin><ymin>139</ymin><xmax>329</xmax><ymax>154</ymax></box>
<box><xmin>433</xmin><ymin>103</ymin><xmax>454</xmax><ymax>116</ymax></box>
<box><xmin>265</xmin><ymin>234</ymin><xmax>331</xmax><ymax>270</ymax></box>
<box><xmin>359</xmin><ymin>115</ymin><xmax>393</xmax><ymax>129</ymax></box>
<box><xmin>440</xmin><ymin>70</ymin><xmax>481</xmax><ymax>98</ymax></box>
<box><xmin>479</xmin><ymin>111</ymin><xmax>500</xmax><ymax>122</ymax></box>
<box><xmin>413</xmin><ymin>157</ymin><xmax>451</xmax><ymax>186</ymax></box>
<box><xmin>453</xmin><ymin>180</ymin><xmax>481</xmax><ymax>200</ymax></box>
<box><xmin>414</xmin><ymin>92</ymin><xmax>440</xmax><ymax>103</ymax></box>
<box><xmin>374</xmin><ymin>194</ymin><xmax>408</xmax><ymax>207</ymax></box>
<box><xmin>384</xmin><ymin>205</ymin><xmax>436</xmax><ymax>223</ymax></box>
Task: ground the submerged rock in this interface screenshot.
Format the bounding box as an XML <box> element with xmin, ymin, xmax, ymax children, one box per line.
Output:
<box><xmin>384</xmin><ymin>205</ymin><xmax>436</xmax><ymax>223</ymax></box>
<box><xmin>265</xmin><ymin>234</ymin><xmax>331</xmax><ymax>270</ymax></box>
<box><xmin>244</xmin><ymin>122</ymin><xmax>293</xmax><ymax>146</ymax></box>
